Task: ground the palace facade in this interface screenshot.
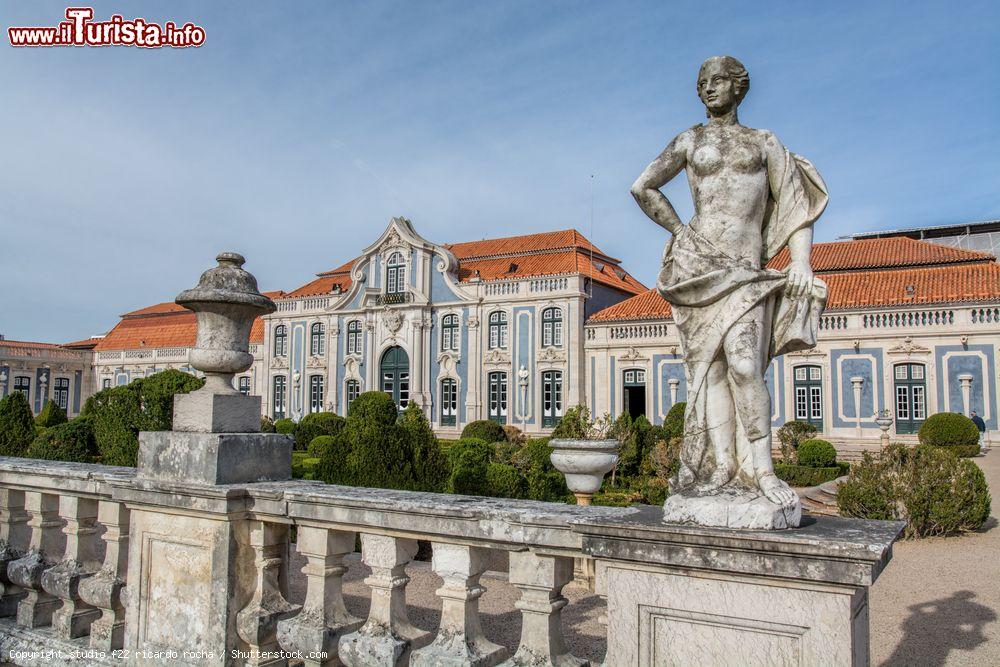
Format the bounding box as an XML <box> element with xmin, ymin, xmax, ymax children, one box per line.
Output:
<box><xmin>12</xmin><ymin>217</ymin><xmax>999</xmax><ymax>445</ymax></box>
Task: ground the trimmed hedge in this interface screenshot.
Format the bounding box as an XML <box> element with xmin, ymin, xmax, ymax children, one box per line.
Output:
<box><xmin>400</xmin><ymin>403</ymin><xmax>450</xmax><ymax>493</ymax></box>
<box><xmin>349</xmin><ymin>391</ymin><xmax>398</xmax><ymax>427</ymax></box>
<box><xmin>460</xmin><ymin>420</ymin><xmax>507</xmax><ymax>444</ymax></box>
<box><xmin>797</xmin><ymin>439</ymin><xmax>837</xmax><ymax>468</ymax></box>
<box><xmin>27</xmin><ymin>418</ymin><xmax>97</xmax><ymax>463</ymax></box>
<box><xmin>774</xmin><ymin>462</ymin><xmax>849</xmax><ymax>487</ymax></box>
<box><xmin>919</xmin><ymin>412</ymin><xmax>981</xmax><ymax>457</ymax></box>
<box><xmin>35</xmin><ymin>400</ymin><xmax>67</xmax><ymax>428</ymax></box>
<box><xmin>486</xmin><ymin>462</ymin><xmax>528</xmax><ymax>499</ymax></box>
<box><xmin>274</xmin><ymin>418</ymin><xmax>296</xmax><ymax>435</ymax></box>
<box><xmin>0</xmin><ymin>392</ymin><xmax>35</xmax><ymax>457</ymax></box>
<box><xmin>838</xmin><ymin>443</ymin><xmax>991</xmax><ymax>537</ymax></box>
<box><xmin>447</xmin><ymin>438</ymin><xmax>492</xmax><ymax>495</ymax></box>
<box><xmin>291</xmin><ymin>452</ymin><xmax>321</xmax><ymax>480</ymax></box>
<box><xmin>295</xmin><ymin>412</ymin><xmax>345</xmax><ymax>450</ymax></box>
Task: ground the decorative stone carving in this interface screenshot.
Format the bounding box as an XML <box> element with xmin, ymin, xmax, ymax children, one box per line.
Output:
<box><xmin>618</xmin><ymin>346</ymin><xmax>647</xmax><ymax>362</ymax></box>
<box><xmin>631</xmin><ymin>56</ymin><xmax>828</xmax><ymax>529</ymax></box>
<box><xmin>483</xmin><ymin>348</ymin><xmax>510</xmax><ymax>367</ymax></box>
<box><xmin>467</xmin><ymin>315</ymin><xmax>480</xmax><ymax>329</ymax></box>
<box><xmin>887</xmin><ymin>336</ymin><xmax>932</xmax><ymax>357</ymax></box>
<box><xmin>382</xmin><ymin>307</ymin><xmax>403</xmax><ymax>334</ymax></box>
<box><xmin>537</xmin><ymin>346</ymin><xmax>567</xmax><ymax>363</ymax></box>
<box><xmin>306</xmin><ymin>355</ymin><xmax>325</xmax><ymax>368</ymax></box>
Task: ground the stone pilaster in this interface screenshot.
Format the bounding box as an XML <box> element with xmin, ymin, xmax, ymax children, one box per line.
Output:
<box><xmin>42</xmin><ymin>495</ymin><xmax>101</xmax><ymax>639</ymax></box>
<box><xmin>502</xmin><ymin>551</ymin><xmax>585</xmax><ymax>667</ymax></box>
<box><xmin>411</xmin><ymin>543</ymin><xmax>507</xmax><ymax>667</ymax></box>
<box><xmin>339</xmin><ymin>534</ymin><xmax>430</xmax><ymax>666</ymax></box>
<box><xmin>277</xmin><ymin>527</ymin><xmax>361</xmax><ymax>666</ymax></box>
<box><xmin>78</xmin><ymin>500</ymin><xmax>130</xmax><ymax>650</ymax></box>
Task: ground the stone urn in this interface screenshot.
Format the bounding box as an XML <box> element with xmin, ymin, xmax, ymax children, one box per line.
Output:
<box><xmin>549</xmin><ymin>439</ymin><xmax>619</xmax><ymax>506</ymax></box>
<box><xmin>175</xmin><ymin>251</ymin><xmax>276</xmax><ymax>394</ymax></box>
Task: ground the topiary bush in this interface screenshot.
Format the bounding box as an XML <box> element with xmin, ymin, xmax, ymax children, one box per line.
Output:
<box><xmin>776</xmin><ymin>420</ymin><xmax>818</xmax><ymax>463</ymax></box>
<box><xmin>295</xmin><ymin>412</ymin><xmax>345</xmax><ymax>450</ymax></box>
<box><xmin>797</xmin><ymin>439</ymin><xmax>837</xmax><ymax>468</ymax></box>
<box><xmin>486</xmin><ymin>462</ymin><xmax>528</xmax><ymax>499</ymax></box>
<box><xmin>274</xmin><ymin>418</ymin><xmax>296</xmax><ymax>436</ymax></box>
<box><xmin>460</xmin><ymin>420</ymin><xmax>507</xmax><ymax>443</ymax></box>
<box><xmin>350</xmin><ymin>391</ymin><xmax>399</xmax><ymax>427</ymax></box>
<box><xmin>447</xmin><ymin>438</ymin><xmax>493</xmax><ymax>495</ymax></box>
<box><xmin>27</xmin><ymin>418</ymin><xmax>97</xmax><ymax>463</ymax></box>
<box><xmin>0</xmin><ymin>392</ymin><xmax>36</xmax><ymax>457</ymax></box>
<box><xmin>35</xmin><ymin>400</ymin><xmax>67</xmax><ymax>428</ymax></box>
<box><xmin>919</xmin><ymin>412</ymin><xmax>981</xmax><ymax>457</ymax></box>
<box><xmin>87</xmin><ymin>369</ymin><xmax>204</xmax><ymax>466</ymax></box>
<box><xmin>308</xmin><ymin>435</ymin><xmax>334</xmax><ymax>459</ymax></box>
<box><xmin>838</xmin><ymin>443</ymin><xmax>991</xmax><ymax>537</ymax></box>
<box><xmin>400</xmin><ymin>403</ymin><xmax>450</xmax><ymax>493</ymax></box>
<box><xmin>663</xmin><ymin>401</ymin><xmax>686</xmax><ymax>441</ymax></box>
<box><xmin>774</xmin><ymin>462</ymin><xmax>849</xmax><ymax>487</ymax></box>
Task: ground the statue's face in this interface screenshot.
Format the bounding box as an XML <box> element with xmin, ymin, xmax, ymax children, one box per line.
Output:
<box><xmin>697</xmin><ymin>60</ymin><xmax>739</xmax><ymax>113</ymax></box>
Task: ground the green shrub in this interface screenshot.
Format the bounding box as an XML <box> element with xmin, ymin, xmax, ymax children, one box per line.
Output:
<box><xmin>797</xmin><ymin>439</ymin><xmax>837</xmax><ymax>468</ymax></box>
<box><xmin>838</xmin><ymin>443</ymin><xmax>991</xmax><ymax>537</ymax></box>
<box><xmin>663</xmin><ymin>402</ymin><xmax>686</xmax><ymax>441</ymax></box>
<box><xmin>87</xmin><ymin>369</ymin><xmax>203</xmax><ymax>466</ymax></box>
<box><xmin>647</xmin><ymin>436</ymin><xmax>681</xmax><ymax>481</ymax></box>
<box><xmin>509</xmin><ymin>437</ymin><xmax>569</xmax><ymax>502</ymax></box>
<box><xmin>593</xmin><ymin>489</ymin><xmax>643</xmax><ymax>507</ymax></box>
<box><xmin>919</xmin><ymin>412</ymin><xmax>981</xmax><ymax>457</ymax></box>
<box><xmin>774</xmin><ymin>462</ymin><xmax>848</xmax><ymax>487</ymax></box>
<box><xmin>308</xmin><ymin>435</ymin><xmax>334</xmax><ymax>459</ymax></box>
<box><xmin>776</xmin><ymin>420</ymin><xmax>817</xmax><ymax>463</ymax></box>
<box><xmin>260</xmin><ymin>415</ymin><xmax>276</xmax><ymax>433</ymax></box>
<box><xmin>35</xmin><ymin>400</ymin><xmax>67</xmax><ymax>428</ymax></box>
<box><xmin>291</xmin><ymin>452</ymin><xmax>321</xmax><ymax>480</ymax></box>
<box><xmin>274</xmin><ymin>418</ymin><xmax>296</xmax><ymax>435</ymax></box>
<box><xmin>486</xmin><ymin>463</ymin><xmax>528</xmax><ymax>499</ymax></box>
<box><xmin>400</xmin><ymin>403</ymin><xmax>450</xmax><ymax>493</ymax></box>
<box><xmin>634</xmin><ymin>476</ymin><xmax>670</xmax><ymax>505</ymax></box>
<box><xmin>552</xmin><ymin>405</ymin><xmax>590</xmax><ymax>439</ymax></box>
<box><xmin>312</xmin><ymin>434</ymin><xmax>354</xmax><ymax>486</ymax></box>
<box><xmin>349</xmin><ymin>391</ymin><xmax>399</xmax><ymax>427</ymax></box>
<box><xmin>0</xmin><ymin>392</ymin><xmax>36</xmax><ymax>457</ymax></box>
<box><xmin>448</xmin><ymin>438</ymin><xmax>493</xmax><ymax>495</ymax></box>
<box><xmin>296</xmin><ymin>412</ymin><xmax>345</xmax><ymax>450</ymax></box>
<box><xmin>460</xmin><ymin>420</ymin><xmax>507</xmax><ymax>443</ymax></box>
<box><xmin>27</xmin><ymin>418</ymin><xmax>97</xmax><ymax>463</ymax></box>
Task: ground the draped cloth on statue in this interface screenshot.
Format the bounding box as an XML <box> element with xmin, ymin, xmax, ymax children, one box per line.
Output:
<box><xmin>656</xmin><ymin>150</ymin><xmax>829</xmax><ymax>491</ymax></box>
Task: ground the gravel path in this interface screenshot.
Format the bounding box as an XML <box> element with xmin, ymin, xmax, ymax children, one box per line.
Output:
<box><xmin>287</xmin><ymin>451</ymin><xmax>998</xmax><ymax>666</ymax></box>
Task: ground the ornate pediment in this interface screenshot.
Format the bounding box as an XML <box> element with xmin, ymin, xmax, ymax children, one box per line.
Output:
<box><xmin>483</xmin><ymin>348</ymin><xmax>511</xmax><ymax>367</ymax></box>
<box><xmin>537</xmin><ymin>346</ymin><xmax>567</xmax><ymax>363</ymax></box>
<box><xmin>436</xmin><ymin>352</ymin><xmax>460</xmax><ymax>376</ymax></box>
<box><xmin>887</xmin><ymin>336</ymin><xmax>932</xmax><ymax>357</ymax></box>
<box><xmin>788</xmin><ymin>348</ymin><xmax>826</xmax><ymax>359</ymax></box>
<box><xmin>618</xmin><ymin>346</ymin><xmax>647</xmax><ymax>362</ymax></box>
<box><xmin>271</xmin><ymin>356</ymin><xmax>288</xmax><ymax>369</ymax></box>
<box><xmin>306</xmin><ymin>355</ymin><xmax>325</xmax><ymax>368</ymax></box>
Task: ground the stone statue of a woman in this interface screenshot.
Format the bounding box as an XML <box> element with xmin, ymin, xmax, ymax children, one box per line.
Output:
<box><xmin>631</xmin><ymin>56</ymin><xmax>828</xmax><ymax>529</ymax></box>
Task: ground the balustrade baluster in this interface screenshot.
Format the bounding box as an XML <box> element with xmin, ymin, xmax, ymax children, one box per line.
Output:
<box><xmin>0</xmin><ymin>489</ymin><xmax>29</xmax><ymax>617</ymax></box>
<box><xmin>339</xmin><ymin>534</ymin><xmax>430</xmax><ymax>666</ymax></box>
<box><xmin>78</xmin><ymin>500</ymin><xmax>130</xmax><ymax>650</ymax></box>
<box><xmin>7</xmin><ymin>492</ymin><xmax>63</xmax><ymax>629</ymax></box>
<box><xmin>277</xmin><ymin>526</ymin><xmax>361</xmax><ymax>666</ymax></box>
<box><xmin>42</xmin><ymin>495</ymin><xmax>101</xmax><ymax>638</ymax></box>
<box><xmin>502</xmin><ymin>551</ymin><xmax>585</xmax><ymax>667</ymax></box>
<box><xmin>411</xmin><ymin>543</ymin><xmax>507</xmax><ymax>667</ymax></box>
<box><xmin>236</xmin><ymin>520</ymin><xmax>300</xmax><ymax>666</ymax></box>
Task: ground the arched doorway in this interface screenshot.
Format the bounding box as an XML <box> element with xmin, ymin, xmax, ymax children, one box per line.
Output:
<box><xmin>380</xmin><ymin>346</ymin><xmax>410</xmax><ymax>409</ymax></box>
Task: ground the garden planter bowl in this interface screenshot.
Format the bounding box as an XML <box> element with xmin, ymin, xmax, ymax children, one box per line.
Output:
<box><xmin>549</xmin><ymin>438</ymin><xmax>619</xmax><ymax>505</ymax></box>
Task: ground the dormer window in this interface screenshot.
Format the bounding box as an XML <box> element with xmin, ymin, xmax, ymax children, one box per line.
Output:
<box><xmin>386</xmin><ymin>252</ymin><xmax>406</xmax><ymax>295</ymax></box>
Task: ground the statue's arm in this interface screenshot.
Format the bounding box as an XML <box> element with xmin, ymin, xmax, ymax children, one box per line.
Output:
<box><xmin>763</xmin><ymin>131</ymin><xmax>813</xmax><ymax>299</ymax></box>
<box><xmin>630</xmin><ymin>131</ymin><xmax>692</xmax><ymax>235</ymax></box>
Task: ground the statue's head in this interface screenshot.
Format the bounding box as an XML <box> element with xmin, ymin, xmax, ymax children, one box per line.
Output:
<box><xmin>697</xmin><ymin>56</ymin><xmax>749</xmax><ymax>114</ymax></box>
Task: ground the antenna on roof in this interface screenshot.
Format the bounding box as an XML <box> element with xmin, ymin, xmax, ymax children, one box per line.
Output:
<box><xmin>587</xmin><ymin>174</ymin><xmax>595</xmax><ymax>299</ymax></box>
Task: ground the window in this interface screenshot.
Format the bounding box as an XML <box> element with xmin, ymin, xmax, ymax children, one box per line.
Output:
<box><xmin>488</xmin><ymin>371</ymin><xmax>508</xmax><ymax>424</ymax></box>
<box><xmin>542</xmin><ymin>307</ymin><xmax>563</xmax><ymax>347</ymax></box>
<box><xmin>441</xmin><ymin>314</ymin><xmax>459</xmax><ymax>352</ymax></box>
<box><xmin>273</xmin><ymin>325</ymin><xmax>288</xmax><ymax>357</ymax></box>
<box><xmin>309</xmin><ymin>375</ymin><xmax>324</xmax><ymax>413</ymax></box>
<box><xmin>116</xmin><ymin>373</ymin><xmax>128</xmax><ymax>386</ymax></box>
<box><xmin>347</xmin><ymin>320</ymin><xmax>362</xmax><ymax>355</ymax></box>
<box><xmin>894</xmin><ymin>363</ymin><xmax>927</xmax><ymax>434</ymax></box>
<box><xmin>488</xmin><ymin>311</ymin><xmax>508</xmax><ymax>349</ymax></box>
<box><xmin>792</xmin><ymin>365</ymin><xmax>823</xmax><ymax>431</ymax></box>
<box><xmin>273</xmin><ymin>375</ymin><xmax>286</xmax><ymax>420</ymax></box>
<box><xmin>440</xmin><ymin>379</ymin><xmax>458</xmax><ymax>426</ymax></box>
<box><xmin>542</xmin><ymin>371</ymin><xmax>563</xmax><ymax>428</ymax></box>
<box><xmin>386</xmin><ymin>252</ymin><xmax>406</xmax><ymax>295</ymax></box>
<box><xmin>238</xmin><ymin>376</ymin><xmax>251</xmax><ymax>395</ymax></box>
<box><xmin>623</xmin><ymin>369</ymin><xmax>646</xmax><ymax>385</ymax></box>
<box><xmin>310</xmin><ymin>322</ymin><xmax>325</xmax><ymax>356</ymax></box>
<box><xmin>345</xmin><ymin>379</ymin><xmax>360</xmax><ymax>410</ymax></box>
<box><xmin>102</xmin><ymin>378</ymin><xmax>111</xmax><ymax>389</ymax></box>
<box><xmin>53</xmin><ymin>378</ymin><xmax>70</xmax><ymax>411</ymax></box>
<box><xmin>13</xmin><ymin>376</ymin><xmax>30</xmax><ymax>398</ymax></box>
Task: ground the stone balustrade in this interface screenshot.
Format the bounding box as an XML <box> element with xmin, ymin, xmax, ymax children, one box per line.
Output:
<box><xmin>0</xmin><ymin>456</ymin><xmax>901</xmax><ymax>666</ymax></box>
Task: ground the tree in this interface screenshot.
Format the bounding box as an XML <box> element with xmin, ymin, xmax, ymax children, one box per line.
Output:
<box><xmin>0</xmin><ymin>392</ymin><xmax>35</xmax><ymax>457</ymax></box>
<box><xmin>35</xmin><ymin>400</ymin><xmax>67</xmax><ymax>428</ymax></box>
<box><xmin>400</xmin><ymin>403</ymin><xmax>450</xmax><ymax>492</ymax></box>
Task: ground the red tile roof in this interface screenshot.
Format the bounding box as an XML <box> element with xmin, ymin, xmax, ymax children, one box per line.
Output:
<box><xmin>768</xmin><ymin>236</ymin><xmax>993</xmax><ymax>272</ymax></box>
<box><xmin>590</xmin><ymin>237</ymin><xmax>1000</xmax><ymax>322</ymax></box>
<box><xmin>0</xmin><ymin>339</ymin><xmax>71</xmax><ymax>350</ymax></box>
<box><xmin>62</xmin><ymin>337</ymin><xmax>103</xmax><ymax>350</ymax></box>
<box><xmin>446</xmin><ymin>229</ymin><xmax>612</xmax><ymax>262</ymax></box>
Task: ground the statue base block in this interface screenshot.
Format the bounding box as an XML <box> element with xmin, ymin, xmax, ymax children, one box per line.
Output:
<box><xmin>662</xmin><ymin>487</ymin><xmax>801</xmax><ymax>530</ymax></box>
<box><xmin>137</xmin><ymin>431</ymin><xmax>292</xmax><ymax>485</ymax></box>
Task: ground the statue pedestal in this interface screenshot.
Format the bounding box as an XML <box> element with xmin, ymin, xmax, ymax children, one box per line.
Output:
<box><xmin>576</xmin><ymin>507</ymin><xmax>903</xmax><ymax>667</ymax></box>
<box><xmin>662</xmin><ymin>486</ymin><xmax>801</xmax><ymax>530</ymax></box>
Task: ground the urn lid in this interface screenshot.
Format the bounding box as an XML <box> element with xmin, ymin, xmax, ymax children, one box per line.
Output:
<box><xmin>175</xmin><ymin>252</ymin><xmax>276</xmax><ymax>315</ymax></box>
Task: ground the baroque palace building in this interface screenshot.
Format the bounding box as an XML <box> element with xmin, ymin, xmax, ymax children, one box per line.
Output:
<box><xmin>9</xmin><ymin>217</ymin><xmax>999</xmax><ymax>445</ymax></box>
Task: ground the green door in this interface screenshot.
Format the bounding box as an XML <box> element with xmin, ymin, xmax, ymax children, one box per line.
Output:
<box><xmin>380</xmin><ymin>346</ymin><xmax>410</xmax><ymax>410</ymax></box>
<box><xmin>894</xmin><ymin>363</ymin><xmax>926</xmax><ymax>435</ymax></box>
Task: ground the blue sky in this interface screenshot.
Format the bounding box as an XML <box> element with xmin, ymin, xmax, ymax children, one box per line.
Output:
<box><xmin>1</xmin><ymin>1</ymin><xmax>998</xmax><ymax>342</ymax></box>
